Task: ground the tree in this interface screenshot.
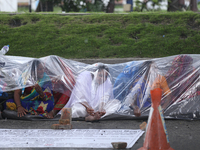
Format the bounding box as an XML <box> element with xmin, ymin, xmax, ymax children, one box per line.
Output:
<box><xmin>38</xmin><ymin>0</ymin><xmax>54</xmax><ymax>11</ymax></box>
<box><xmin>167</xmin><ymin>0</ymin><xmax>198</xmax><ymax>11</ymax></box>
<box><xmin>106</xmin><ymin>0</ymin><xmax>115</xmax><ymax>13</ymax></box>
<box><xmin>190</xmin><ymin>0</ymin><xmax>198</xmax><ymax>11</ymax></box>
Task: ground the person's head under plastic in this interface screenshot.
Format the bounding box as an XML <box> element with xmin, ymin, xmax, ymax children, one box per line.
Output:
<box><xmin>165</xmin><ymin>55</ymin><xmax>193</xmax><ymax>86</ymax></box>
<box><xmin>92</xmin><ymin>64</ymin><xmax>110</xmax><ymax>85</ymax></box>
<box><xmin>31</xmin><ymin>59</ymin><xmax>45</xmax><ymax>82</ymax></box>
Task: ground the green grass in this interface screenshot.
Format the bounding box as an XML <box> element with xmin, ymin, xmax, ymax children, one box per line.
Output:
<box><xmin>17</xmin><ymin>7</ymin><xmax>30</xmax><ymax>13</ymax></box>
<box><xmin>17</xmin><ymin>6</ymin><xmax>62</xmax><ymax>13</ymax></box>
<box><xmin>0</xmin><ymin>12</ymin><xmax>200</xmax><ymax>59</ymax></box>
<box><xmin>115</xmin><ymin>5</ymin><xmax>123</xmax><ymax>9</ymax></box>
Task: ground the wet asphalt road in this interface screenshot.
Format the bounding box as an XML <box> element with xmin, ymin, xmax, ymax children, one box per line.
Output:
<box><xmin>0</xmin><ymin>118</ymin><xmax>200</xmax><ymax>150</ymax></box>
<box><xmin>0</xmin><ymin>58</ymin><xmax>200</xmax><ymax>150</ymax></box>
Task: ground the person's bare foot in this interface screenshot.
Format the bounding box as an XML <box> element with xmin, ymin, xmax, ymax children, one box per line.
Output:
<box><xmin>129</xmin><ymin>104</ymin><xmax>141</xmax><ymax>117</ymax></box>
<box><xmin>134</xmin><ymin>108</ymin><xmax>141</xmax><ymax>117</ymax></box>
<box><xmin>46</xmin><ymin>111</ymin><xmax>54</xmax><ymax>119</ymax></box>
<box><xmin>85</xmin><ymin>112</ymin><xmax>101</xmax><ymax>122</ymax></box>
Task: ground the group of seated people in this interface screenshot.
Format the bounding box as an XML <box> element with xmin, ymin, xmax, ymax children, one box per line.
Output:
<box><xmin>0</xmin><ymin>54</ymin><xmax>199</xmax><ymax>121</ymax></box>
<box><xmin>1</xmin><ymin>56</ymin><xmax>75</xmax><ymax>119</ymax></box>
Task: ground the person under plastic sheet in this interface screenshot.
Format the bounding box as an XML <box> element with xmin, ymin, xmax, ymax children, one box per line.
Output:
<box><xmin>0</xmin><ymin>62</ymin><xmax>23</xmax><ymax>113</ymax></box>
<box><xmin>151</xmin><ymin>55</ymin><xmax>199</xmax><ymax>112</ymax></box>
<box><xmin>113</xmin><ymin>61</ymin><xmax>152</xmax><ymax>117</ymax></box>
<box><xmin>1</xmin><ymin>66</ymin><xmax>27</xmax><ymax>113</ymax></box>
<box><xmin>4</xmin><ymin>59</ymin><xmax>55</xmax><ymax>118</ymax></box>
<box><xmin>59</xmin><ymin>64</ymin><xmax>121</xmax><ymax>122</ymax></box>
<box><xmin>45</xmin><ymin>56</ymin><xmax>75</xmax><ymax>118</ymax></box>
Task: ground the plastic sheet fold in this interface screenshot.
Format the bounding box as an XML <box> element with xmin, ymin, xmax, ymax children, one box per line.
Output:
<box><xmin>1</xmin><ymin>54</ymin><xmax>200</xmax><ymax>120</ymax></box>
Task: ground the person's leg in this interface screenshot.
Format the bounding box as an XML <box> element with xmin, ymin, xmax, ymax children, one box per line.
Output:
<box><xmin>47</xmin><ymin>92</ymin><xmax>70</xmax><ymax>118</ymax></box>
<box><xmin>3</xmin><ymin>99</ymin><xmax>16</xmax><ymax>111</ymax></box>
<box><xmin>101</xmin><ymin>99</ymin><xmax>121</xmax><ymax>118</ymax></box>
<box><xmin>72</xmin><ymin>103</ymin><xmax>87</xmax><ymax>118</ymax></box>
<box><xmin>54</xmin><ymin>93</ymin><xmax>70</xmax><ymax>111</ymax></box>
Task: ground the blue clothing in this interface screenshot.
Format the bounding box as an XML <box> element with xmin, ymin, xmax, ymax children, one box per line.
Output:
<box><xmin>113</xmin><ymin>61</ymin><xmax>152</xmax><ymax>109</ymax></box>
<box><xmin>113</xmin><ymin>61</ymin><xmax>145</xmax><ymax>101</ymax></box>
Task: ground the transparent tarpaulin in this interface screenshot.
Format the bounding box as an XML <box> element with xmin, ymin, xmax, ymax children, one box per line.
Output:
<box><xmin>1</xmin><ymin>54</ymin><xmax>200</xmax><ymax>120</ymax></box>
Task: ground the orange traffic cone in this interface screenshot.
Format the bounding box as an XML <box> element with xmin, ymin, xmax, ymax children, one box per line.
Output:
<box><xmin>138</xmin><ymin>88</ymin><xmax>174</xmax><ymax>150</ymax></box>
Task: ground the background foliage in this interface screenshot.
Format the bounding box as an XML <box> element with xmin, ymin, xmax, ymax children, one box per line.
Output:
<box><xmin>0</xmin><ymin>12</ymin><xmax>200</xmax><ymax>58</ymax></box>
<box><xmin>39</xmin><ymin>0</ymin><xmax>105</xmax><ymax>12</ymax></box>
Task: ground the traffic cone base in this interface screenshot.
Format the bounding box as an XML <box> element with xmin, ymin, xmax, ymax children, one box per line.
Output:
<box><xmin>138</xmin><ymin>88</ymin><xmax>174</xmax><ymax>150</ymax></box>
<box><xmin>138</xmin><ymin>147</ymin><xmax>174</xmax><ymax>150</ymax></box>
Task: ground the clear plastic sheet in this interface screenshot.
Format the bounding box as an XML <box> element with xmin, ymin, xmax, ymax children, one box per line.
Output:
<box><xmin>1</xmin><ymin>54</ymin><xmax>200</xmax><ymax>120</ymax></box>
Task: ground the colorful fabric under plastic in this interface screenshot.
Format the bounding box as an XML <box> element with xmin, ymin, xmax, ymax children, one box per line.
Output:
<box><xmin>4</xmin><ymin>73</ymin><xmax>54</xmax><ymax>117</ymax></box>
